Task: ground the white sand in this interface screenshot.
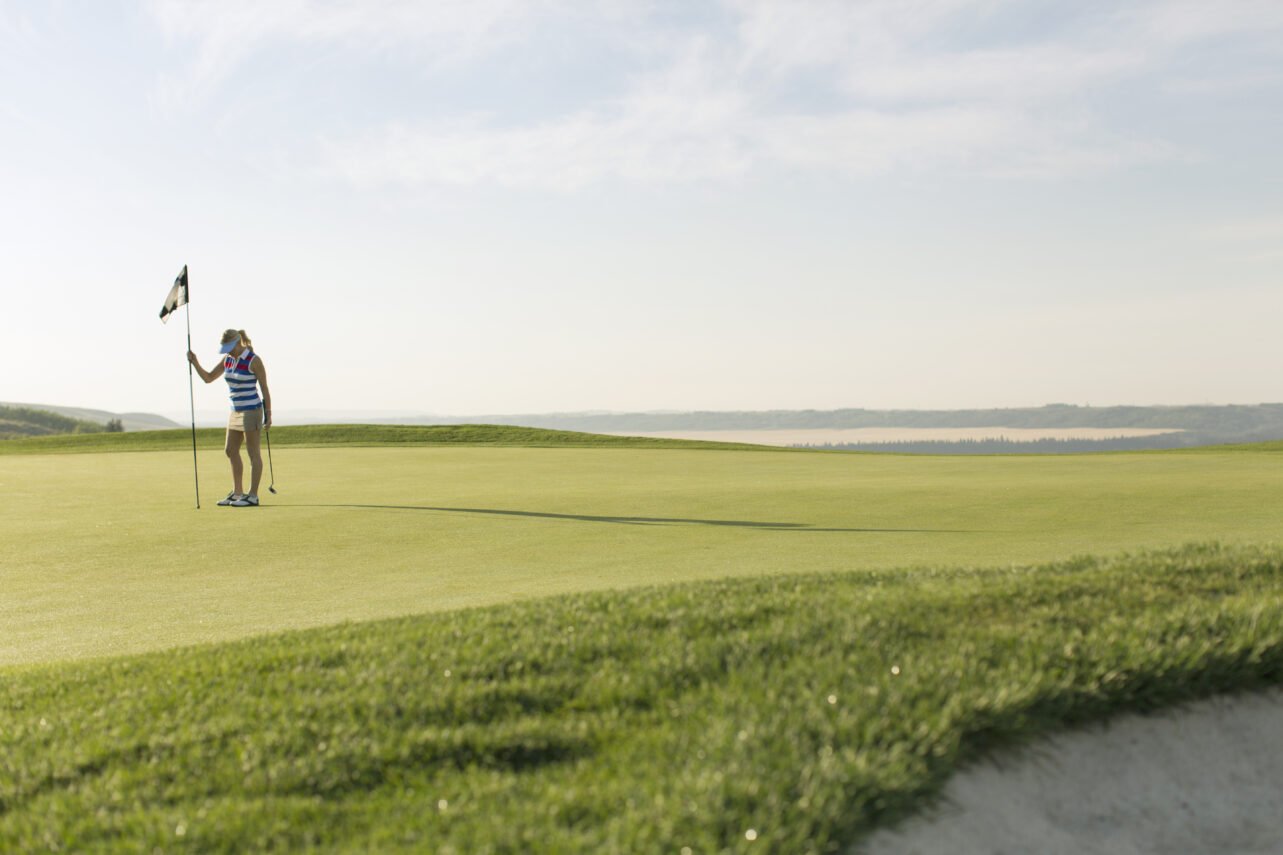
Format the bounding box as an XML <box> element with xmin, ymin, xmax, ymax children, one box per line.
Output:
<box><xmin>611</xmin><ymin>428</ymin><xmax>1183</xmax><ymax>447</ymax></box>
<box><xmin>857</xmin><ymin>689</ymin><xmax>1283</xmax><ymax>855</ymax></box>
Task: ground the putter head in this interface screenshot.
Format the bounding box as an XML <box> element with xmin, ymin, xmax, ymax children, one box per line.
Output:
<box><xmin>268</xmin><ymin>486</ymin><xmax>278</xmax><ymax>494</ymax></box>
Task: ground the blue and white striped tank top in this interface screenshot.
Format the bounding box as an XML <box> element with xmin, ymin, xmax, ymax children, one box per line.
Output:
<box><xmin>224</xmin><ymin>349</ymin><xmax>263</xmax><ymax>412</ymax></box>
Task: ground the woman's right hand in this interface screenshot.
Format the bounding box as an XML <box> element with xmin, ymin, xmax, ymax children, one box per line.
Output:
<box><xmin>187</xmin><ymin>350</ymin><xmax>198</xmax><ymax>365</ymax></box>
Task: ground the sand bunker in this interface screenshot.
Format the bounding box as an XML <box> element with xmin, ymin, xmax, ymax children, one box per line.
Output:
<box><xmin>858</xmin><ymin>689</ymin><xmax>1283</xmax><ymax>855</ymax></box>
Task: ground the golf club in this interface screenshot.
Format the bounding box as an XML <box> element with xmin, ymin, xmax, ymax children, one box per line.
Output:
<box><xmin>266</xmin><ymin>421</ymin><xmax>278</xmax><ymax>494</ymax></box>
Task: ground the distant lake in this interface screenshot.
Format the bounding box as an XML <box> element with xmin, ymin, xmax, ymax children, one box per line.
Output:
<box><xmin>609</xmin><ymin>427</ymin><xmax>1184</xmax><ymax>447</ymax></box>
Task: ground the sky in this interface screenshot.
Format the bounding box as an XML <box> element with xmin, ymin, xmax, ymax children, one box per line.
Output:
<box><xmin>2</xmin><ymin>0</ymin><xmax>1281</xmax><ymax>419</ymax></box>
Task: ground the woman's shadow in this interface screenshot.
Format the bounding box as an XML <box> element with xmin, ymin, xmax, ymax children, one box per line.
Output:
<box><xmin>285</xmin><ymin>504</ymin><xmax>970</xmax><ymax>533</ymax></box>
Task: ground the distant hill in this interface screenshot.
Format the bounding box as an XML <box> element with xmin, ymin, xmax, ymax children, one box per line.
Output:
<box><xmin>0</xmin><ymin>405</ymin><xmax>111</xmax><ymax>439</ymax></box>
<box><xmin>0</xmin><ymin>402</ymin><xmax>179</xmax><ymax>434</ymax></box>
<box><xmin>180</xmin><ymin>404</ymin><xmax>1283</xmax><ymax>452</ymax></box>
<box><xmin>358</xmin><ymin>404</ymin><xmax>1283</xmax><ymax>447</ymax></box>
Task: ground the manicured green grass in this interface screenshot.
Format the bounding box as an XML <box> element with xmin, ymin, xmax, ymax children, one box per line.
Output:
<box><xmin>3</xmin><ymin>543</ymin><xmax>1281</xmax><ymax>853</ymax></box>
<box><xmin>0</xmin><ymin>423</ymin><xmax>767</xmax><ymax>456</ymax></box>
<box><xmin>5</xmin><ymin>440</ymin><xmax>1283</xmax><ymax>667</ymax></box>
<box><xmin>6</xmin><ymin>431</ymin><xmax>1283</xmax><ymax>850</ymax></box>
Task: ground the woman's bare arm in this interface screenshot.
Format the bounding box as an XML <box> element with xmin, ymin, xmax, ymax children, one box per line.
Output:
<box><xmin>187</xmin><ymin>351</ymin><xmax>225</xmax><ymax>384</ymax></box>
<box><xmin>251</xmin><ymin>356</ymin><xmax>272</xmax><ymax>426</ymax></box>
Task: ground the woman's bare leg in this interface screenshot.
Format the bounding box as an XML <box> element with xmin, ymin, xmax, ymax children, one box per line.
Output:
<box><xmin>245</xmin><ymin>429</ymin><xmax>264</xmax><ymax>496</ymax></box>
<box><xmin>225</xmin><ymin>429</ymin><xmax>245</xmax><ymax>495</ymax></box>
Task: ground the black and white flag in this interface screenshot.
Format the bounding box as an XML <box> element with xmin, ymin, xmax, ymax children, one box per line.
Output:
<box><xmin>159</xmin><ymin>265</ymin><xmax>188</xmax><ymax>324</ymax></box>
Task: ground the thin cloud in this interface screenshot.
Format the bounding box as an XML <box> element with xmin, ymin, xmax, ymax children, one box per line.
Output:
<box><xmin>0</xmin><ymin>4</ymin><xmax>44</xmax><ymax>51</ymax></box>
<box><xmin>1200</xmin><ymin>217</ymin><xmax>1283</xmax><ymax>243</ymax></box>
<box><xmin>728</xmin><ymin>0</ymin><xmax>991</xmax><ymax>74</ymax></box>
<box><xmin>145</xmin><ymin>0</ymin><xmax>1276</xmax><ymax>188</ymax></box>
<box><xmin>838</xmin><ymin>45</ymin><xmax>1144</xmax><ymax>104</ymax></box>
<box><xmin>145</xmin><ymin>0</ymin><xmax>601</xmax><ymax>106</ymax></box>
<box><xmin>319</xmin><ymin>101</ymin><xmax>1176</xmax><ymax>190</ymax></box>
<box><xmin>1127</xmin><ymin>0</ymin><xmax>1283</xmax><ymax>45</ymax></box>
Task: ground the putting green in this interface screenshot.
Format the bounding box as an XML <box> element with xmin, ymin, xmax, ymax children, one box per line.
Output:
<box><xmin>3</xmin><ymin>444</ymin><xmax>1281</xmax><ymax>667</ymax></box>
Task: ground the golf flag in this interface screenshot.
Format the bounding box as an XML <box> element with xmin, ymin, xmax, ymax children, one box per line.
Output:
<box><xmin>161</xmin><ymin>262</ymin><xmax>201</xmax><ymax>508</ymax></box>
<box><xmin>159</xmin><ymin>265</ymin><xmax>188</xmax><ymax>323</ymax></box>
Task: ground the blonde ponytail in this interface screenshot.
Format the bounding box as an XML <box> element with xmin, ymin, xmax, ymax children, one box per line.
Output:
<box><xmin>221</xmin><ymin>328</ymin><xmax>253</xmax><ymax>348</ymax></box>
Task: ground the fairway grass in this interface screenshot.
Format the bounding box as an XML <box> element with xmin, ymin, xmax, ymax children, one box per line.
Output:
<box><xmin>4</xmin><ymin>437</ymin><xmax>1283</xmax><ymax>666</ymax></box>
<box><xmin>3</xmin><ymin>544</ymin><xmax>1282</xmax><ymax>853</ymax></box>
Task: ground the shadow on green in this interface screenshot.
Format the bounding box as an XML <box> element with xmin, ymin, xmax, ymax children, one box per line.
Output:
<box><xmin>276</xmin><ymin>503</ymin><xmax>975</xmax><ymax>532</ymax></box>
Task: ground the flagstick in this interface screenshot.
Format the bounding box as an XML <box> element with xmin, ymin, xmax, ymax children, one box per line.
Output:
<box><xmin>185</xmin><ymin>295</ymin><xmax>201</xmax><ymax>510</ymax></box>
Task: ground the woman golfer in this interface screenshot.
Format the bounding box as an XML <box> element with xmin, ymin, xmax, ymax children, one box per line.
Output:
<box><xmin>188</xmin><ymin>329</ymin><xmax>272</xmax><ymax>507</ymax></box>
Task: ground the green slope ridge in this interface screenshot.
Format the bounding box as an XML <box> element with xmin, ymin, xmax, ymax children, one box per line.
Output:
<box><xmin>4</xmin><ymin>543</ymin><xmax>1281</xmax><ymax>853</ymax></box>
<box><xmin>0</xmin><ymin>423</ymin><xmax>772</xmax><ymax>456</ymax></box>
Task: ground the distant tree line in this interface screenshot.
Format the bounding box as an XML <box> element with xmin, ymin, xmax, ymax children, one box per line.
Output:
<box><xmin>798</xmin><ymin>435</ymin><xmax>1202</xmax><ymax>455</ymax></box>
<box><xmin>0</xmin><ymin>405</ymin><xmax>116</xmax><ymax>440</ymax></box>
<box><xmin>392</xmin><ymin>403</ymin><xmax>1283</xmax><ymax>440</ymax></box>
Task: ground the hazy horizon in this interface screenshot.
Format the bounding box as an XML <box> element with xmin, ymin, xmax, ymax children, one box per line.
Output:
<box><xmin>10</xmin><ymin>398</ymin><xmax>1283</xmax><ymax>431</ymax></box>
<box><xmin>4</xmin><ymin>2</ymin><xmax>1280</xmax><ymax>416</ymax></box>
<box><xmin>150</xmin><ymin>398</ymin><xmax>1283</xmax><ymax>429</ymax></box>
